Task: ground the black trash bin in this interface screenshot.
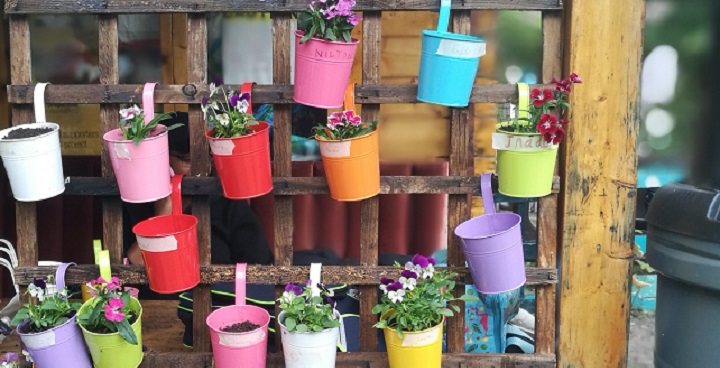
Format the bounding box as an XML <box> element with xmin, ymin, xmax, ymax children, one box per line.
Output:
<box><xmin>646</xmin><ymin>183</ymin><xmax>720</xmax><ymax>368</ymax></box>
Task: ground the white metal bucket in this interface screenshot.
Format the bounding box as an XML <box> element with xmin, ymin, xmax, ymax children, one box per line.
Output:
<box><xmin>278</xmin><ymin>310</ymin><xmax>340</xmax><ymax>368</ymax></box>
<box><xmin>0</xmin><ymin>122</ymin><xmax>65</xmax><ymax>202</ymax></box>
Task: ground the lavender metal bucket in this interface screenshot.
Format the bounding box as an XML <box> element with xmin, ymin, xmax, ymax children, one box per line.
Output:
<box><xmin>454</xmin><ymin>174</ymin><xmax>526</xmax><ymax>294</ymax></box>
<box><xmin>17</xmin><ymin>262</ymin><xmax>93</xmax><ymax>368</ymax></box>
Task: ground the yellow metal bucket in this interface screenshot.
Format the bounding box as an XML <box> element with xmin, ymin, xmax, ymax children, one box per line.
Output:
<box><xmin>383</xmin><ymin>321</ymin><xmax>443</xmax><ymax>368</ymax></box>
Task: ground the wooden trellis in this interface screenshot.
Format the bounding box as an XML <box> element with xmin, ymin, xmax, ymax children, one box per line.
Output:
<box><xmin>5</xmin><ymin>0</ymin><xmax>564</xmax><ymax>366</ymax></box>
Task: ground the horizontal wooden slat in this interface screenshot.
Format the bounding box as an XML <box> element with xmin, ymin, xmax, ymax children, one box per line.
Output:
<box><xmin>140</xmin><ymin>352</ymin><xmax>556</xmax><ymax>367</ymax></box>
<box><xmin>62</xmin><ymin>175</ymin><xmax>560</xmax><ymax>196</ymax></box>
<box><xmin>15</xmin><ymin>265</ymin><xmax>558</xmax><ymax>286</ymax></box>
<box><xmin>5</xmin><ymin>0</ymin><xmax>562</xmax><ymax>14</ymax></box>
<box><xmin>8</xmin><ymin>83</ymin><xmax>555</xmax><ymax>104</ymax></box>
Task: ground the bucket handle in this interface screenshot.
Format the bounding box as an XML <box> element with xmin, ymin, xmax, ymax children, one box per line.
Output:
<box><xmin>33</xmin><ymin>83</ymin><xmax>50</xmax><ymax>123</ymax></box>
<box><xmin>309</xmin><ymin>264</ymin><xmax>347</xmax><ymax>351</ymax></box>
<box><xmin>171</xmin><ymin>174</ymin><xmax>183</xmax><ymax>216</ymax></box>
<box><xmin>97</xmin><ymin>250</ymin><xmax>112</xmax><ymax>283</ymax></box>
<box><xmin>235</xmin><ymin>263</ymin><xmax>247</xmax><ymax>306</ymax></box>
<box><xmin>142</xmin><ymin>82</ymin><xmax>158</xmax><ymax>126</ymax></box>
<box><xmin>343</xmin><ymin>84</ymin><xmax>356</xmax><ymax>112</ymax></box>
<box><xmin>437</xmin><ymin>0</ymin><xmax>451</xmax><ymax>33</ymax></box>
<box><xmin>241</xmin><ymin>82</ymin><xmax>255</xmax><ymax>115</ymax></box>
<box><xmin>480</xmin><ymin>173</ymin><xmax>495</xmax><ymax>215</ymax></box>
<box><xmin>0</xmin><ymin>239</ymin><xmax>19</xmax><ymax>296</ymax></box>
<box><xmin>55</xmin><ymin>262</ymin><xmax>76</xmax><ymax>298</ymax></box>
<box><xmin>517</xmin><ymin>83</ymin><xmax>529</xmax><ymax>121</ymax></box>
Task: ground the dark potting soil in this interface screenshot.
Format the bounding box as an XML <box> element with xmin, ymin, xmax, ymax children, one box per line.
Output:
<box><xmin>2</xmin><ymin>127</ymin><xmax>54</xmax><ymax>140</ymax></box>
<box><xmin>18</xmin><ymin>310</ymin><xmax>76</xmax><ymax>334</ymax></box>
<box><xmin>220</xmin><ymin>320</ymin><xmax>260</xmax><ymax>333</ymax></box>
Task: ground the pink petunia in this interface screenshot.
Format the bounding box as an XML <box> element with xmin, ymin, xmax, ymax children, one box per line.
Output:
<box><xmin>108</xmin><ymin>297</ymin><xmax>124</xmax><ymax>310</ymax></box>
<box><xmin>327</xmin><ymin>112</ymin><xmax>345</xmax><ymax>129</ymax></box>
<box><xmin>104</xmin><ymin>304</ymin><xmax>125</xmax><ymax>322</ymax></box>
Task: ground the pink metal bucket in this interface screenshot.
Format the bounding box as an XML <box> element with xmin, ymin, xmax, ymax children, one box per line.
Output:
<box><xmin>103</xmin><ymin>83</ymin><xmax>172</xmax><ymax>203</ymax></box>
<box><xmin>293</xmin><ymin>30</ymin><xmax>359</xmax><ymax>108</ymax></box>
<box><xmin>454</xmin><ymin>174</ymin><xmax>526</xmax><ymax>294</ymax></box>
<box><xmin>17</xmin><ymin>262</ymin><xmax>93</xmax><ymax>368</ymax></box>
<box><xmin>206</xmin><ymin>263</ymin><xmax>270</xmax><ymax>368</ymax></box>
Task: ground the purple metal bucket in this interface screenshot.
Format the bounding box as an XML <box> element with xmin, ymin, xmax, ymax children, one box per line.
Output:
<box><xmin>454</xmin><ymin>174</ymin><xmax>526</xmax><ymax>294</ymax></box>
<box><xmin>17</xmin><ymin>262</ymin><xmax>93</xmax><ymax>368</ymax></box>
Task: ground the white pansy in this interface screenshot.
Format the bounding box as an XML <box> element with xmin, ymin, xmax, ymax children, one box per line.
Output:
<box><xmin>218</xmin><ymin>113</ymin><xmax>230</xmax><ymax>126</ymax></box>
<box><xmin>421</xmin><ymin>264</ymin><xmax>435</xmax><ymax>280</ymax></box>
<box><xmin>238</xmin><ymin>99</ymin><xmax>250</xmax><ymax>114</ymax></box>
<box><xmin>379</xmin><ymin>284</ymin><xmax>389</xmax><ymax>295</ymax></box>
<box><xmin>388</xmin><ymin>289</ymin><xmax>405</xmax><ymax>304</ymax></box>
<box><xmin>209</xmin><ymin>83</ymin><xmax>216</xmax><ymax>97</ymax></box>
<box><xmin>399</xmin><ymin>276</ymin><xmax>416</xmax><ymax>291</ymax></box>
<box><xmin>282</xmin><ymin>291</ymin><xmax>295</xmax><ymax>304</ymax></box>
<box><xmin>119</xmin><ymin>105</ymin><xmax>141</xmax><ymax>120</ymax></box>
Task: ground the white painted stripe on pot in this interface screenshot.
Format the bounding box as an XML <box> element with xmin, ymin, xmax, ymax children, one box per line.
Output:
<box><xmin>400</xmin><ymin>323</ymin><xmax>441</xmax><ymax>347</ymax></box>
<box><xmin>218</xmin><ymin>328</ymin><xmax>266</xmax><ymax>347</ymax></box>
<box><xmin>436</xmin><ymin>39</ymin><xmax>486</xmax><ymax>58</ymax></box>
<box><xmin>137</xmin><ymin>235</ymin><xmax>178</xmax><ymax>252</ymax></box>
<box><xmin>21</xmin><ymin>329</ymin><xmax>56</xmax><ymax>349</ymax></box>
<box><xmin>318</xmin><ymin>140</ymin><xmax>351</xmax><ymax>158</ymax></box>
<box><xmin>492</xmin><ymin>132</ymin><xmax>558</xmax><ymax>151</ymax></box>
<box><xmin>208</xmin><ymin>139</ymin><xmax>236</xmax><ymax>156</ymax></box>
<box><xmin>112</xmin><ymin>142</ymin><xmax>132</xmax><ymax>159</ymax></box>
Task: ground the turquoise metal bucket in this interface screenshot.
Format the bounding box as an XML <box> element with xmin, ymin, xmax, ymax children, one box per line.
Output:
<box><xmin>417</xmin><ymin>0</ymin><xmax>485</xmax><ymax>107</ymax></box>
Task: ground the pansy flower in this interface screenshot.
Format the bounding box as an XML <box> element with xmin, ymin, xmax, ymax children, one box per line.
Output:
<box><xmin>399</xmin><ymin>270</ymin><xmax>417</xmax><ymax>290</ymax></box>
<box><xmin>388</xmin><ymin>289</ymin><xmax>406</xmax><ymax>304</ymax></box>
<box><xmin>421</xmin><ymin>264</ymin><xmax>435</xmax><ymax>280</ymax></box>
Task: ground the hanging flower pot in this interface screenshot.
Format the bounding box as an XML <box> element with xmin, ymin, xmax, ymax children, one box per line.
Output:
<box><xmin>132</xmin><ymin>175</ymin><xmax>200</xmax><ymax>294</ymax></box>
<box><xmin>315</xmin><ymin>84</ymin><xmax>379</xmax><ymax>201</ymax></box>
<box><xmin>277</xmin><ymin>264</ymin><xmax>345</xmax><ymax>368</ymax></box>
<box><xmin>416</xmin><ymin>0</ymin><xmax>486</xmax><ymax>107</ymax></box>
<box><xmin>293</xmin><ymin>0</ymin><xmax>362</xmax><ymax>108</ymax></box>
<box><xmin>103</xmin><ymin>82</ymin><xmax>183</xmax><ymax>203</ymax></box>
<box><xmin>494</xmin><ymin>76</ymin><xmax>581</xmax><ymax>197</ymax></box>
<box><xmin>203</xmin><ymin>83</ymin><xmax>273</xmax><ymax>199</ymax></box>
<box><xmin>77</xmin><ymin>276</ymin><xmax>143</xmax><ymax>368</ymax></box>
<box><xmin>372</xmin><ymin>255</ymin><xmax>477</xmax><ymax>368</ymax></box>
<box><xmin>206</xmin><ymin>264</ymin><xmax>271</xmax><ymax>368</ymax></box>
<box><xmin>0</xmin><ymin>83</ymin><xmax>64</xmax><ymax>202</ymax></box>
<box><xmin>453</xmin><ymin>174</ymin><xmax>525</xmax><ymax>294</ymax></box>
<box><xmin>13</xmin><ymin>263</ymin><xmax>92</xmax><ymax>368</ymax></box>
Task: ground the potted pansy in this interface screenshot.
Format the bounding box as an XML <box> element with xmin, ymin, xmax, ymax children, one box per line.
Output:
<box><xmin>277</xmin><ymin>281</ymin><xmax>342</xmax><ymax>368</ymax></box>
<box><xmin>102</xmin><ymin>91</ymin><xmax>183</xmax><ymax>203</ymax></box>
<box><xmin>313</xmin><ymin>108</ymin><xmax>380</xmax><ymax>201</ymax></box>
<box><xmin>76</xmin><ymin>276</ymin><xmax>143</xmax><ymax>368</ymax></box>
<box><xmin>493</xmin><ymin>73</ymin><xmax>582</xmax><ymax>197</ymax></box>
<box><xmin>11</xmin><ymin>267</ymin><xmax>92</xmax><ymax>368</ymax></box>
<box><xmin>294</xmin><ymin>0</ymin><xmax>362</xmax><ymax>108</ymax></box>
<box><xmin>202</xmin><ymin>83</ymin><xmax>273</xmax><ymax>199</ymax></box>
<box><xmin>372</xmin><ymin>255</ymin><xmax>477</xmax><ymax>368</ymax></box>
<box><xmin>0</xmin><ymin>353</ymin><xmax>19</xmax><ymax>368</ymax></box>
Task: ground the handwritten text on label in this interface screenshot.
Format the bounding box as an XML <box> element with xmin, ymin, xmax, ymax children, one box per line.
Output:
<box><xmin>319</xmin><ymin>140</ymin><xmax>351</xmax><ymax>158</ymax></box>
<box><xmin>492</xmin><ymin>132</ymin><xmax>557</xmax><ymax>151</ymax></box>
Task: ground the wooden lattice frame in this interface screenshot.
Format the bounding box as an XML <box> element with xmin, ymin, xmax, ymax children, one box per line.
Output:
<box><xmin>5</xmin><ymin>0</ymin><xmax>564</xmax><ymax>366</ymax></box>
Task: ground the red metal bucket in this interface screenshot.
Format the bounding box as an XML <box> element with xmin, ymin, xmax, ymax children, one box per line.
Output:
<box><xmin>132</xmin><ymin>175</ymin><xmax>200</xmax><ymax>293</ymax></box>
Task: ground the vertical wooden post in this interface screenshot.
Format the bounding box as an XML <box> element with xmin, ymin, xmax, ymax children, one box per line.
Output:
<box><xmin>187</xmin><ymin>13</ymin><xmax>212</xmax><ymax>352</ymax></box>
<box><xmin>557</xmin><ymin>1</ymin><xmax>645</xmax><ymax>366</ymax></box>
<box><xmin>359</xmin><ymin>11</ymin><xmax>380</xmax><ymax>352</ymax></box>
<box><xmin>160</xmin><ymin>13</ymin><xmax>188</xmax><ymax>113</ymax></box>
<box><xmin>535</xmin><ymin>10</ymin><xmax>562</xmax><ymax>356</ymax></box>
<box><xmin>9</xmin><ymin>17</ymin><xmax>38</xmax><ymax>277</ymax></box>
<box><xmin>271</xmin><ymin>13</ymin><xmax>293</xmax><ymax>350</ymax></box>
<box><xmin>98</xmin><ymin>15</ymin><xmax>123</xmax><ymax>264</ymax></box>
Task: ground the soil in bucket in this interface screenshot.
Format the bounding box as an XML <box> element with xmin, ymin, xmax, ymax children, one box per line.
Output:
<box><xmin>2</xmin><ymin>127</ymin><xmax>54</xmax><ymax>140</ymax></box>
<box><xmin>220</xmin><ymin>320</ymin><xmax>260</xmax><ymax>333</ymax></box>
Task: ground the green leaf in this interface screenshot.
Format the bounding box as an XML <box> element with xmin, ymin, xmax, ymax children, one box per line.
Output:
<box><xmin>371</xmin><ymin>304</ymin><xmax>384</xmax><ymax>314</ymax></box>
<box><xmin>342</xmin><ymin>30</ymin><xmax>351</xmax><ymax>43</ymax></box>
<box><xmin>285</xmin><ymin>317</ymin><xmax>297</xmax><ymax>331</ymax></box>
<box><xmin>438</xmin><ymin>308</ymin><xmax>454</xmax><ymax>317</ymax></box>
<box><xmin>296</xmin><ymin>324</ymin><xmax>308</xmax><ymax>333</ymax></box>
<box><xmin>117</xmin><ymin>319</ymin><xmax>138</xmax><ymax>345</ymax></box>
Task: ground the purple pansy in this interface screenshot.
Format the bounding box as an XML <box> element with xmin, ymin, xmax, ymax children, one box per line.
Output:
<box><xmin>285</xmin><ymin>283</ymin><xmax>303</xmax><ymax>296</ymax></box>
<box><xmin>229</xmin><ymin>93</ymin><xmax>239</xmax><ymax>107</ymax></box>
<box><xmin>427</xmin><ymin>257</ymin><xmax>436</xmax><ymax>266</ymax></box>
<box><xmin>379</xmin><ymin>276</ymin><xmax>394</xmax><ymax>285</ymax></box>
<box><xmin>32</xmin><ymin>278</ymin><xmax>46</xmax><ymax>289</ymax></box>
<box><xmin>386</xmin><ymin>281</ymin><xmax>403</xmax><ymax>292</ymax></box>
<box><xmin>400</xmin><ymin>270</ymin><xmax>417</xmax><ymax>279</ymax></box>
<box><xmin>411</xmin><ymin>254</ymin><xmax>429</xmax><ymax>269</ymax></box>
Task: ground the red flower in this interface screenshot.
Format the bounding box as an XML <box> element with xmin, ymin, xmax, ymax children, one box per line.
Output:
<box><xmin>536</xmin><ymin>114</ymin><xmax>558</xmax><ymax>135</ymax></box>
<box><xmin>543</xmin><ymin>126</ymin><xmax>566</xmax><ymax>144</ymax></box>
<box><xmin>570</xmin><ymin>73</ymin><xmax>582</xmax><ymax>84</ymax></box>
<box><xmin>560</xmin><ymin>118</ymin><xmax>569</xmax><ymax>126</ymax></box>
<box><xmin>530</xmin><ymin>88</ymin><xmax>554</xmax><ymax>107</ymax></box>
<box><xmin>555</xmin><ymin>78</ymin><xmax>572</xmax><ymax>93</ymax></box>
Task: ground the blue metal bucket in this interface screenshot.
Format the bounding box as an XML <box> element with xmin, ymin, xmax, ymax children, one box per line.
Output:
<box><xmin>417</xmin><ymin>0</ymin><xmax>485</xmax><ymax>107</ymax></box>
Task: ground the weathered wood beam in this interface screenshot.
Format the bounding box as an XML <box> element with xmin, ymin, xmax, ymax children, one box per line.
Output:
<box><xmin>557</xmin><ymin>0</ymin><xmax>644</xmax><ymax>366</ymax></box>
<box><xmin>4</xmin><ymin>0</ymin><xmax>563</xmax><ymax>14</ymax></box>
<box><xmin>7</xmin><ymin>83</ymin><xmax>556</xmax><ymax>105</ymax></box>
<box><xmin>15</xmin><ymin>265</ymin><xmax>558</xmax><ymax>286</ymax></box>
<box><xmin>139</xmin><ymin>351</ymin><xmax>556</xmax><ymax>367</ymax></box>
<box><xmin>60</xmin><ymin>175</ymin><xmax>561</xmax><ymax>196</ymax></box>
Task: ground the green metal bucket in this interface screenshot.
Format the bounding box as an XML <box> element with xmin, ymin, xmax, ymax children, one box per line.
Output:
<box><xmin>496</xmin><ymin>141</ymin><xmax>557</xmax><ymax>197</ymax></box>
<box><xmin>78</xmin><ymin>297</ymin><xmax>143</xmax><ymax>368</ymax></box>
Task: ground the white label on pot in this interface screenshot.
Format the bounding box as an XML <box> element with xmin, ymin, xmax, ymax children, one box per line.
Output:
<box><xmin>436</xmin><ymin>39</ymin><xmax>485</xmax><ymax>59</ymax></box>
<box><xmin>218</xmin><ymin>328</ymin><xmax>266</xmax><ymax>347</ymax></box>
<box><xmin>401</xmin><ymin>328</ymin><xmax>439</xmax><ymax>347</ymax></box>
<box><xmin>136</xmin><ymin>235</ymin><xmax>178</xmax><ymax>252</ymax></box>
<box><xmin>113</xmin><ymin>142</ymin><xmax>132</xmax><ymax>160</ymax></box>
<box><xmin>22</xmin><ymin>330</ymin><xmax>55</xmax><ymax>349</ymax></box>
<box><xmin>208</xmin><ymin>139</ymin><xmax>236</xmax><ymax>156</ymax></box>
<box><xmin>492</xmin><ymin>132</ymin><xmax>558</xmax><ymax>151</ymax></box>
<box><xmin>319</xmin><ymin>140</ymin><xmax>351</xmax><ymax>158</ymax></box>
